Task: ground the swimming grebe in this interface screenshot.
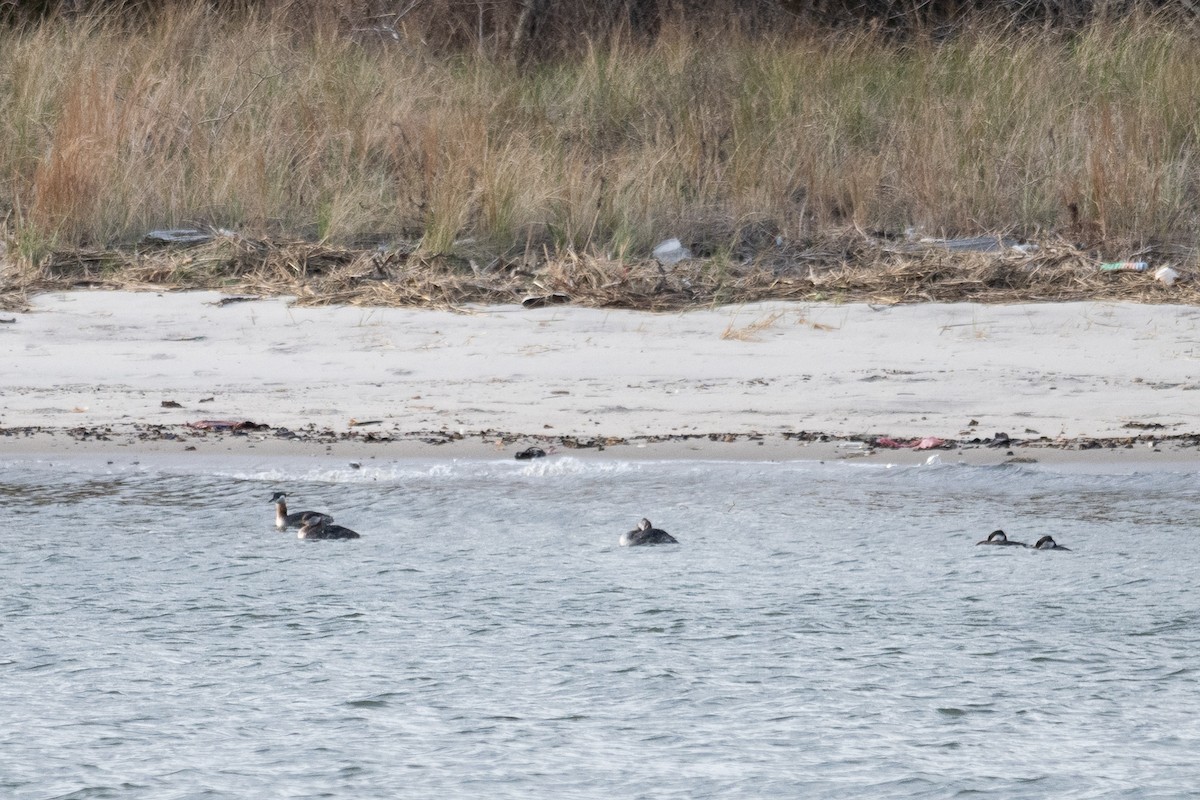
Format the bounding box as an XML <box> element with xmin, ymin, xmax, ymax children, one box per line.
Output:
<box><xmin>976</xmin><ymin>530</ymin><xmax>1027</xmax><ymax>547</ymax></box>
<box><xmin>271</xmin><ymin>491</ymin><xmax>333</xmax><ymax>531</ymax></box>
<box><xmin>1032</xmin><ymin>535</ymin><xmax>1071</xmax><ymax>551</ymax></box>
<box><xmin>297</xmin><ymin>516</ymin><xmax>361</xmax><ymax>540</ymax></box>
<box><xmin>619</xmin><ymin>518</ymin><xmax>678</xmax><ymax>547</ymax></box>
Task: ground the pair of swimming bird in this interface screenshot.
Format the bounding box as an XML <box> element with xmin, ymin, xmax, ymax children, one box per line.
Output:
<box><xmin>977</xmin><ymin>530</ymin><xmax>1071</xmax><ymax>550</ymax></box>
<box><xmin>271</xmin><ymin>492</ymin><xmax>360</xmax><ymax>539</ymax></box>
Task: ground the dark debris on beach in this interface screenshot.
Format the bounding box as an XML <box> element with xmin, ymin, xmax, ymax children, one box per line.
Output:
<box><xmin>4</xmin><ymin>422</ymin><xmax>1200</xmax><ymax>457</ymax></box>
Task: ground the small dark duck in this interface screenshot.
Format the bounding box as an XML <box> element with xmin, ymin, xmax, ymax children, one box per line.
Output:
<box><xmin>976</xmin><ymin>530</ymin><xmax>1027</xmax><ymax>547</ymax></box>
<box><xmin>1032</xmin><ymin>535</ymin><xmax>1071</xmax><ymax>551</ymax></box>
<box><xmin>619</xmin><ymin>518</ymin><xmax>678</xmax><ymax>547</ymax></box>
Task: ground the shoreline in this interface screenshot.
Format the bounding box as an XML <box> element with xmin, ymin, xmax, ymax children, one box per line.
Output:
<box><xmin>3</xmin><ymin>425</ymin><xmax>1198</xmax><ymax>473</ymax></box>
<box><xmin>4</xmin><ymin>290</ymin><xmax>1200</xmax><ymax>473</ymax></box>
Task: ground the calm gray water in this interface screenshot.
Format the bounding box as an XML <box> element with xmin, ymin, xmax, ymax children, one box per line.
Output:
<box><xmin>3</xmin><ymin>454</ymin><xmax>1199</xmax><ymax>799</ymax></box>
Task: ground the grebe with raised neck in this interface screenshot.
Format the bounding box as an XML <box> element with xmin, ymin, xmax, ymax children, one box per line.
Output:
<box><xmin>619</xmin><ymin>518</ymin><xmax>678</xmax><ymax>547</ymax></box>
<box><xmin>271</xmin><ymin>492</ymin><xmax>333</xmax><ymax>531</ymax></box>
<box><xmin>976</xmin><ymin>530</ymin><xmax>1027</xmax><ymax>547</ymax></box>
<box><xmin>1032</xmin><ymin>535</ymin><xmax>1071</xmax><ymax>551</ymax></box>
<box><xmin>297</xmin><ymin>516</ymin><xmax>361</xmax><ymax>540</ymax></box>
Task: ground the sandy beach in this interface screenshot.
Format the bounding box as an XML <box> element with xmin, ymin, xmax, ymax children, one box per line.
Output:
<box><xmin>3</xmin><ymin>290</ymin><xmax>1199</xmax><ymax>466</ymax></box>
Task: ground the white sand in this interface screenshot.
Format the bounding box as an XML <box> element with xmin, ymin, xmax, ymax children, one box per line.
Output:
<box><xmin>3</xmin><ymin>291</ymin><xmax>1199</xmax><ymax>446</ymax></box>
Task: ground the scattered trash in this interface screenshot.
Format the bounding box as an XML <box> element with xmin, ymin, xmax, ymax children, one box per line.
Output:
<box><xmin>144</xmin><ymin>227</ymin><xmax>238</xmax><ymax>246</ymax></box>
<box><xmin>653</xmin><ymin>238</ymin><xmax>693</xmax><ymax>266</ymax></box>
<box><xmin>209</xmin><ymin>296</ymin><xmax>260</xmax><ymax>307</ymax></box>
<box><xmin>349</xmin><ymin>462</ymin><xmax>362</xmax><ymax>469</ymax></box>
<box><xmin>199</xmin><ymin>397</ymin><xmax>215</xmax><ymax>403</ymax></box>
<box><xmin>515</xmin><ymin>446</ymin><xmax>547</xmax><ymax>460</ymax></box>
<box><xmin>1123</xmin><ymin>421</ymin><xmax>1168</xmax><ymax>430</ymax></box>
<box><xmin>161</xmin><ymin>400</ymin><xmax>183</xmax><ymax>408</ymax></box>
<box><xmin>893</xmin><ymin>232</ymin><xmax>1030</xmax><ymax>254</ymax></box>
<box><xmin>0</xmin><ymin>317</ymin><xmax>15</xmax><ymax>324</ymax></box>
<box><xmin>1155</xmin><ymin>267</ymin><xmax>1179</xmax><ymax>286</ymax></box>
<box><xmin>144</xmin><ymin>229</ymin><xmax>214</xmax><ymax>246</ymax></box>
<box><xmin>348</xmin><ymin>419</ymin><xmax>382</xmax><ymax>427</ymax></box>
<box><xmin>924</xmin><ymin>453</ymin><xmax>943</xmax><ymax>466</ymax></box>
<box><xmin>986</xmin><ymin>432</ymin><xmax>1012</xmax><ymax>448</ymax></box>
<box><xmin>873</xmin><ymin>436</ymin><xmax>947</xmax><ymax>450</ymax></box>
<box><xmin>928</xmin><ymin>236</ymin><xmax>1014</xmax><ymax>253</ymax></box>
<box><xmin>186</xmin><ymin>419</ymin><xmax>269</xmax><ymax>431</ymax></box>
<box><xmin>1099</xmin><ymin>261</ymin><xmax>1148</xmax><ymax>272</ymax></box>
<box><xmin>521</xmin><ymin>293</ymin><xmax>570</xmax><ymax>309</ymax></box>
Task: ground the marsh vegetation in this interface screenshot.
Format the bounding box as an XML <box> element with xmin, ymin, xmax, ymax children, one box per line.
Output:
<box><xmin>1</xmin><ymin>2</ymin><xmax>1198</xmax><ymax>308</ymax></box>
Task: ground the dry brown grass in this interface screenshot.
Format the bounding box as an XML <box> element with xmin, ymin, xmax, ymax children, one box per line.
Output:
<box><xmin>721</xmin><ymin>311</ymin><xmax>786</xmax><ymax>341</ymax></box>
<box><xmin>2</xmin><ymin>230</ymin><xmax>1194</xmax><ymax>313</ymax></box>
<box><xmin>2</xmin><ymin>5</ymin><xmax>1200</xmax><ymax>309</ymax></box>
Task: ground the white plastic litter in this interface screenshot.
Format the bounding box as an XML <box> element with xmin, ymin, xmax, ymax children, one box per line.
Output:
<box><xmin>144</xmin><ymin>229</ymin><xmax>213</xmax><ymax>245</ymax></box>
<box><xmin>652</xmin><ymin>238</ymin><xmax>692</xmax><ymax>265</ymax></box>
<box><xmin>1154</xmin><ymin>267</ymin><xmax>1179</xmax><ymax>286</ymax></box>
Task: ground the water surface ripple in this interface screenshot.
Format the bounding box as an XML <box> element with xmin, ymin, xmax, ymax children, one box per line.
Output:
<box><xmin>3</xmin><ymin>457</ymin><xmax>1198</xmax><ymax>798</ymax></box>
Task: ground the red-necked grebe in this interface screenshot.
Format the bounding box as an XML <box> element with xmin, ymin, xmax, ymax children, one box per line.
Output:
<box><xmin>297</xmin><ymin>516</ymin><xmax>361</xmax><ymax>540</ymax></box>
<box><xmin>619</xmin><ymin>518</ymin><xmax>678</xmax><ymax>547</ymax></box>
<box><xmin>271</xmin><ymin>491</ymin><xmax>333</xmax><ymax>531</ymax></box>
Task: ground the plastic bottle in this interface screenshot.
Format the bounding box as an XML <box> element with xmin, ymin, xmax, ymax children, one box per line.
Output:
<box><xmin>1099</xmin><ymin>261</ymin><xmax>1149</xmax><ymax>272</ymax></box>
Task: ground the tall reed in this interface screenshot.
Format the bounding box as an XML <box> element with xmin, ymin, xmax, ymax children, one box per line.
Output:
<box><xmin>2</xmin><ymin>5</ymin><xmax>1199</xmax><ymax>266</ymax></box>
